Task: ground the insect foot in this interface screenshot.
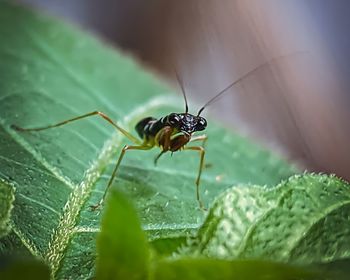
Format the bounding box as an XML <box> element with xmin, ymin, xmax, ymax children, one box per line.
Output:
<box><xmin>89</xmin><ymin>203</ymin><xmax>102</xmax><ymax>212</ymax></box>
<box><xmin>10</xmin><ymin>124</ymin><xmax>25</xmax><ymax>131</ymax></box>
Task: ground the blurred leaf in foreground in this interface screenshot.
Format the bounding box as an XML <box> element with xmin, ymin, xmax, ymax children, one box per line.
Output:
<box><xmin>0</xmin><ymin>256</ymin><xmax>50</xmax><ymax>280</ymax></box>
<box><xmin>154</xmin><ymin>258</ymin><xmax>321</xmax><ymax>280</ymax></box>
<box><xmin>96</xmin><ymin>189</ymin><xmax>150</xmax><ymax>280</ymax></box>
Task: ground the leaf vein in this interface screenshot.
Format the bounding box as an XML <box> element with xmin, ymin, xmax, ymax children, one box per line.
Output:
<box><xmin>12</xmin><ymin>224</ymin><xmax>42</xmax><ymax>258</ymax></box>
<box><xmin>288</xmin><ymin>198</ymin><xmax>350</xmax><ymax>261</ymax></box>
<box><xmin>0</xmin><ymin>154</ymin><xmax>65</xmax><ymax>181</ymax></box>
<box><xmin>44</xmin><ymin>95</ymin><xmax>176</xmax><ymax>278</ymax></box>
<box><xmin>18</xmin><ymin>193</ymin><xmax>61</xmax><ymax>216</ymax></box>
<box><xmin>0</xmin><ymin>118</ymin><xmax>76</xmax><ymax>189</ymax></box>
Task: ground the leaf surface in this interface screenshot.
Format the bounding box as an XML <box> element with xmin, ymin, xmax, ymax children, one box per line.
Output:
<box><xmin>181</xmin><ymin>174</ymin><xmax>350</xmax><ymax>264</ymax></box>
<box><xmin>0</xmin><ymin>2</ymin><xmax>296</xmax><ymax>279</ymax></box>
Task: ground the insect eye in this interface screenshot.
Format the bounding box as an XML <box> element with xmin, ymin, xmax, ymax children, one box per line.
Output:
<box><xmin>168</xmin><ymin>114</ymin><xmax>180</xmax><ymax>125</ymax></box>
<box><xmin>196</xmin><ymin>117</ymin><xmax>207</xmax><ymax>131</ymax></box>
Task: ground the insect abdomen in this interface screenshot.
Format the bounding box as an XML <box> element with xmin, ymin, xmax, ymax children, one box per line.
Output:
<box><xmin>135</xmin><ymin>117</ymin><xmax>155</xmax><ymax>139</ymax></box>
<box><xmin>136</xmin><ymin>116</ymin><xmax>170</xmax><ymax>138</ymax></box>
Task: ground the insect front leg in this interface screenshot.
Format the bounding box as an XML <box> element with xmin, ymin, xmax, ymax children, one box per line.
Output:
<box><xmin>183</xmin><ymin>145</ymin><xmax>206</xmax><ymax>210</ymax></box>
<box><xmin>191</xmin><ymin>134</ymin><xmax>212</xmax><ymax>169</ymax></box>
<box><xmin>153</xmin><ymin>126</ymin><xmax>173</xmax><ymax>166</ymax></box>
<box><xmin>189</xmin><ymin>134</ymin><xmax>208</xmax><ymax>148</ymax></box>
<box><xmin>90</xmin><ymin>144</ymin><xmax>153</xmax><ymax>210</ymax></box>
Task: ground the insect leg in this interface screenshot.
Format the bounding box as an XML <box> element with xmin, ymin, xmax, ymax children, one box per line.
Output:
<box><xmin>154</xmin><ymin>126</ymin><xmax>172</xmax><ymax>150</ymax></box>
<box><xmin>189</xmin><ymin>134</ymin><xmax>208</xmax><ymax>147</ymax></box>
<box><xmin>90</xmin><ymin>144</ymin><xmax>152</xmax><ymax>210</ymax></box>
<box><xmin>191</xmin><ymin>135</ymin><xmax>212</xmax><ymax>169</ymax></box>
<box><xmin>153</xmin><ymin>126</ymin><xmax>173</xmax><ymax>165</ymax></box>
<box><xmin>11</xmin><ymin>111</ymin><xmax>141</xmax><ymax>144</ymax></box>
<box><xmin>183</xmin><ymin>145</ymin><xmax>206</xmax><ymax>210</ymax></box>
<box><xmin>154</xmin><ymin>151</ymin><xmax>166</xmax><ymax>166</ymax></box>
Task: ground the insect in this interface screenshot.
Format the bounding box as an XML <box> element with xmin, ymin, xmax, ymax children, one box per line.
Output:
<box><xmin>11</xmin><ymin>61</ymin><xmax>273</xmax><ymax>210</ymax></box>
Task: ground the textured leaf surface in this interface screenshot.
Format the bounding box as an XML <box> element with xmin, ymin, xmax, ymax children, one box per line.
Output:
<box><xmin>0</xmin><ymin>2</ymin><xmax>296</xmax><ymax>279</ymax></box>
<box><xmin>181</xmin><ymin>174</ymin><xmax>350</xmax><ymax>263</ymax></box>
<box><xmin>0</xmin><ymin>179</ymin><xmax>14</xmax><ymax>238</ymax></box>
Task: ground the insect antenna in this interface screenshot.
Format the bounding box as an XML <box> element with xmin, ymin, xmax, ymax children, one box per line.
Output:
<box><xmin>196</xmin><ymin>52</ymin><xmax>307</xmax><ymax>116</ymax></box>
<box><xmin>174</xmin><ymin>67</ymin><xmax>189</xmax><ymax>114</ymax></box>
<box><xmin>196</xmin><ymin>63</ymin><xmax>267</xmax><ymax>116</ymax></box>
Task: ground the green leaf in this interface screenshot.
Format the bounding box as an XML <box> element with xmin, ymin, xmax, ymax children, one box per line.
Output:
<box><xmin>0</xmin><ymin>256</ymin><xmax>50</xmax><ymax>280</ymax></box>
<box><xmin>96</xmin><ymin>189</ymin><xmax>150</xmax><ymax>280</ymax></box>
<box><xmin>0</xmin><ymin>2</ymin><xmax>296</xmax><ymax>279</ymax></box>
<box><xmin>181</xmin><ymin>174</ymin><xmax>350</xmax><ymax>263</ymax></box>
<box><xmin>0</xmin><ymin>179</ymin><xmax>15</xmax><ymax>238</ymax></box>
<box><xmin>154</xmin><ymin>258</ymin><xmax>321</xmax><ymax>280</ymax></box>
<box><xmin>96</xmin><ymin>185</ymin><xmax>322</xmax><ymax>280</ymax></box>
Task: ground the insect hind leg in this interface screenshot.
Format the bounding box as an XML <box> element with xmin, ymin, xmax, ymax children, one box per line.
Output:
<box><xmin>90</xmin><ymin>144</ymin><xmax>153</xmax><ymax>210</ymax></box>
<box><xmin>11</xmin><ymin>111</ymin><xmax>141</xmax><ymax>145</ymax></box>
